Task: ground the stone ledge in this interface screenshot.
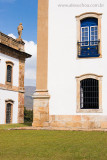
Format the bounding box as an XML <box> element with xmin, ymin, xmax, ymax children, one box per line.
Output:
<box><xmin>0</xmin><ymin>83</ymin><xmax>25</xmax><ymax>93</ymax></box>
<box><xmin>9</xmin><ymin>126</ymin><xmax>107</xmax><ymax>132</ymax></box>
<box><xmin>33</xmin><ymin>95</ymin><xmax>50</xmax><ymax>99</ymax></box>
<box><xmin>0</xmin><ymin>32</ymin><xmax>25</xmax><ymax>52</ymax></box>
<box><xmin>33</xmin><ymin>115</ymin><xmax>107</xmax><ymax>129</ymax></box>
<box><xmin>0</xmin><ymin>40</ymin><xmax>31</xmax><ymax>60</ymax></box>
<box><xmin>33</xmin><ymin>91</ymin><xmax>50</xmax><ymax>99</ymax></box>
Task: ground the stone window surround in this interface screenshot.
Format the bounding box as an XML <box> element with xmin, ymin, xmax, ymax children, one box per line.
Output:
<box><xmin>5</xmin><ymin>99</ymin><xmax>14</xmax><ymax>124</ymax></box>
<box><xmin>76</xmin><ymin>12</ymin><xmax>102</xmax><ymax>58</ymax></box>
<box><xmin>76</xmin><ymin>73</ymin><xmax>103</xmax><ymax>113</ymax></box>
<box><xmin>5</xmin><ymin>61</ymin><xmax>14</xmax><ymax>86</ymax></box>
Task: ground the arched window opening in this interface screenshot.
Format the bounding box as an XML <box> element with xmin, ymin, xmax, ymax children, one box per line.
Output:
<box><xmin>7</xmin><ymin>65</ymin><xmax>12</xmax><ymax>82</ymax></box>
<box><xmin>79</xmin><ymin>17</ymin><xmax>99</xmax><ymax>57</ymax></box>
<box><xmin>5</xmin><ymin>61</ymin><xmax>14</xmax><ymax>85</ymax></box>
<box><xmin>76</xmin><ymin>12</ymin><xmax>102</xmax><ymax>58</ymax></box>
<box><xmin>76</xmin><ymin>74</ymin><xmax>102</xmax><ymax>113</ymax></box>
<box><xmin>81</xmin><ymin>18</ymin><xmax>98</xmax><ymax>45</ymax></box>
<box><xmin>6</xmin><ymin>103</ymin><xmax>12</xmax><ymax>124</ymax></box>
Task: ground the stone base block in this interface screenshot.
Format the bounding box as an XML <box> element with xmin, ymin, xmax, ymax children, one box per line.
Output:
<box><xmin>49</xmin><ymin>115</ymin><xmax>107</xmax><ymax>129</ymax></box>
<box><xmin>32</xmin><ymin>121</ymin><xmax>49</xmax><ymax>127</ymax></box>
<box><xmin>101</xmin><ymin>122</ymin><xmax>107</xmax><ymax>129</ymax></box>
<box><xmin>32</xmin><ymin>91</ymin><xmax>50</xmax><ymax>127</ymax></box>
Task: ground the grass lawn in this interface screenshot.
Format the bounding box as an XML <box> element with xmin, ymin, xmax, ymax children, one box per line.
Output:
<box><xmin>0</xmin><ymin>124</ymin><xmax>107</xmax><ymax>160</ymax></box>
<box><xmin>0</xmin><ymin>122</ymin><xmax>32</xmax><ymax>130</ymax></box>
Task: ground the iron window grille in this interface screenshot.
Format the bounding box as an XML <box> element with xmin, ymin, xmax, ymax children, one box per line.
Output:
<box><xmin>80</xmin><ymin>78</ymin><xmax>99</xmax><ymax>109</ymax></box>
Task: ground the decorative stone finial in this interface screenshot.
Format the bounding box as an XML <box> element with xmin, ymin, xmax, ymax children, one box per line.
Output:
<box><xmin>16</xmin><ymin>23</ymin><xmax>23</xmax><ymax>42</ymax></box>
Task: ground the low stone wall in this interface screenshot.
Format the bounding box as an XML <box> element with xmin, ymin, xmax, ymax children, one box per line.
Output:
<box><xmin>33</xmin><ymin>114</ymin><xmax>107</xmax><ymax>129</ymax></box>
<box><xmin>49</xmin><ymin>115</ymin><xmax>107</xmax><ymax>129</ymax></box>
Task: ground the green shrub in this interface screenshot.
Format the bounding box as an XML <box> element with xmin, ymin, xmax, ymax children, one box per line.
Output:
<box><xmin>24</xmin><ymin>107</ymin><xmax>33</xmax><ymax>122</ymax></box>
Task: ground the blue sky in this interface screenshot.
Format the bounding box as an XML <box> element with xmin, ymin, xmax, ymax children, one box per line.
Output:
<box><xmin>0</xmin><ymin>0</ymin><xmax>38</xmax><ymax>43</ymax></box>
<box><xmin>0</xmin><ymin>0</ymin><xmax>38</xmax><ymax>86</ymax></box>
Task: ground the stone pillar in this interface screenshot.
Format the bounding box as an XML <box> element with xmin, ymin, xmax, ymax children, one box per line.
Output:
<box><xmin>18</xmin><ymin>59</ymin><xmax>25</xmax><ymax>123</ymax></box>
<box><xmin>32</xmin><ymin>0</ymin><xmax>50</xmax><ymax>127</ymax></box>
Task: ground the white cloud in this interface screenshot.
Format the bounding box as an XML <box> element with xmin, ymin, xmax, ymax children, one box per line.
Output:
<box><xmin>24</xmin><ymin>40</ymin><xmax>37</xmax><ymax>81</ymax></box>
<box><xmin>8</xmin><ymin>33</ymin><xmax>37</xmax><ymax>86</ymax></box>
<box><xmin>8</xmin><ymin>33</ymin><xmax>16</xmax><ymax>39</ymax></box>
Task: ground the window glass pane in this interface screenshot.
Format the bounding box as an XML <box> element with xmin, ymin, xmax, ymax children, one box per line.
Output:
<box><xmin>91</xmin><ymin>36</ymin><xmax>94</xmax><ymax>41</ymax></box>
<box><xmin>82</xmin><ymin>28</ymin><xmax>84</xmax><ymax>32</ymax></box>
<box><xmin>90</xmin><ymin>26</ymin><xmax>98</xmax><ymax>45</ymax></box>
<box><xmin>7</xmin><ymin>65</ymin><xmax>12</xmax><ymax>82</ymax></box>
<box><xmin>95</xmin><ymin>36</ymin><xmax>98</xmax><ymax>40</ymax></box>
<box><xmin>85</xmin><ymin>28</ymin><xmax>88</xmax><ymax>31</ymax></box>
<box><xmin>82</xmin><ymin>32</ymin><xmax>84</xmax><ymax>36</ymax></box>
<box><xmin>95</xmin><ymin>31</ymin><xmax>97</xmax><ymax>35</ymax></box>
<box><xmin>91</xmin><ymin>32</ymin><xmax>94</xmax><ymax>36</ymax></box>
<box><xmin>82</xmin><ymin>37</ymin><xmax>84</xmax><ymax>41</ymax></box>
<box><xmin>85</xmin><ymin>32</ymin><xmax>88</xmax><ymax>36</ymax></box>
<box><xmin>81</xmin><ymin>27</ymin><xmax>89</xmax><ymax>45</ymax></box>
<box><xmin>95</xmin><ymin>27</ymin><xmax>98</xmax><ymax>31</ymax></box>
<box><xmin>91</xmin><ymin>27</ymin><xmax>94</xmax><ymax>31</ymax></box>
<box><xmin>85</xmin><ymin>37</ymin><xmax>88</xmax><ymax>41</ymax></box>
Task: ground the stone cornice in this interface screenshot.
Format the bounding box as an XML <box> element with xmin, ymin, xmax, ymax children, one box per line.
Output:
<box><xmin>0</xmin><ymin>43</ymin><xmax>31</xmax><ymax>60</ymax></box>
<box><xmin>0</xmin><ymin>83</ymin><xmax>25</xmax><ymax>93</ymax></box>
<box><xmin>76</xmin><ymin>73</ymin><xmax>103</xmax><ymax>79</ymax></box>
<box><xmin>0</xmin><ymin>32</ymin><xmax>25</xmax><ymax>51</ymax></box>
<box><xmin>75</xmin><ymin>12</ymin><xmax>102</xmax><ymax>19</ymax></box>
<box><xmin>33</xmin><ymin>92</ymin><xmax>50</xmax><ymax>99</ymax></box>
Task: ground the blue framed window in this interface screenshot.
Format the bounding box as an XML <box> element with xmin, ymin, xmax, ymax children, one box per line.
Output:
<box><xmin>90</xmin><ymin>26</ymin><xmax>98</xmax><ymax>45</ymax></box>
<box><xmin>78</xmin><ymin>17</ymin><xmax>100</xmax><ymax>58</ymax></box>
<box><xmin>81</xmin><ymin>27</ymin><xmax>89</xmax><ymax>46</ymax></box>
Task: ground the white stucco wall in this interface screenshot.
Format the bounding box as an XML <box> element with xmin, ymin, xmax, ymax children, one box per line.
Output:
<box><xmin>0</xmin><ymin>52</ymin><xmax>19</xmax><ymax>124</ymax></box>
<box><xmin>0</xmin><ymin>52</ymin><xmax>19</xmax><ymax>86</ymax></box>
<box><xmin>0</xmin><ymin>90</ymin><xmax>18</xmax><ymax>124</ymax></box>
<box><xmin>48</xmin><ymin>0</ymin><xmax>107</xmax><ymax>115</ymax></box>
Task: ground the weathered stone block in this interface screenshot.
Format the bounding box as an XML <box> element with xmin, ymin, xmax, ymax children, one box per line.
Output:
<box><xmin>50</xmin><ymin>121</ymin><xmax>65</xmax><ymax>128</ymax></box>
<box><xmin>101</xmin><ymin>122</ymin><xmax>107</xmax><ymax>128</ymax></box>
<box><xmin>72</xmin><ymin>115</ymin><xmax>81</xmax><ymax>122</ymax></box>
<box><xmin>32</xmin><ymin>91</ymin><xmax>50</xmax><ymax>127</ymax></box>
<box><xmin>55</xmin><ymin>115</ymin><xmax>72</xmax><ymax>121</ymax></box>
<box><xmin>65</xmin><ymin>122</ymin><xmax>74</xmax><ymax>128</ymax></box>
<box><xmin>40</xmin><ymin>113</ymin><xmax>49</xmax><ymax>122</ymax></box>
<box><xmin>49</xmin><ymin>115</ymin><xmax>55</xmax><ymax>122</ymax></box>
